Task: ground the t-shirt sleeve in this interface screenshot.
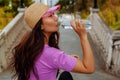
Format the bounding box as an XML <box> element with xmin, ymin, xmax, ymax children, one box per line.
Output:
<box><xmin>52</xmin><ymin>49</ymin><xmax>77</xmax><ymax>71</ymax></box>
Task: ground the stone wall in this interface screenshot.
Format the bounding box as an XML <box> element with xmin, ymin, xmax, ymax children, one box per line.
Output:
<box><xmin>88</xmin><ymin>13</ymin><xmax>120</xmax><ymax>77</ymax></box>
<box><xmin>111</xmin><ymin>31</ymin><xmax>120</xmax><ymax>77</ymax></box>
<box><xmin>0</xmin><ymin>13</ymin><xmax>31</xmax><ymax>72</ymax></box>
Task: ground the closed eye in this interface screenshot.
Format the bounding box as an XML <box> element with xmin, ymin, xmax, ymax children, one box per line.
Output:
<box><xmin>48</xmin><ymin>13</ymin><xmax>54</xmax><ymax>17</ymax></box>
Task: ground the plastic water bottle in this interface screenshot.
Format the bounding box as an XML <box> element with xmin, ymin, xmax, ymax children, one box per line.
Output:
<box><xmin>73</xmin><ymin>14</ymin><xmax>92</xmax><ymax>30</ymax></box>
<box><xmin>83</xmin><ymin>20</ymin><xmax>92</xmax><ymax>30</ymax></box>
<box><xmin>60</xmin><ymin>14</ymin><xmax>92</xmax><ymax>30</ymax></box>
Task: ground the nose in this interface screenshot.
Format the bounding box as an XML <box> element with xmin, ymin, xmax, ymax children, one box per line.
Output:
<box><xmin>53</xmin><ymin>14</ymin><xmax>58</xmax><ymax>21</ymax></box>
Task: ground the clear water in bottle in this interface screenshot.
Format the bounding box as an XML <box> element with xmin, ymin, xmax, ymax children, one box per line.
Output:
<box><xmin>71</xmin><ymin>13</ymin><xmax>92</xmax><ymax>30</ymax></box>
<box><xmin>60</xmin><ymin>14</ymin><xmax>92</xmax><ymax>30</ymax></box>
<box><xmin>83</xmin><ymin>20</ymin><xmax>92</xmax><ymax>30</ymax></box>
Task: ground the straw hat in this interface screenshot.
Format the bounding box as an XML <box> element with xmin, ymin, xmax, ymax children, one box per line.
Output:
<box><xmin>24</xmin><ymin>2</ymin><xmax>61</xmax><ymax>29</ymax></box>
<box><xmin>24</xmin><ymin>3</ymin><xmax>49</xmax><ymax>29</ymax></box>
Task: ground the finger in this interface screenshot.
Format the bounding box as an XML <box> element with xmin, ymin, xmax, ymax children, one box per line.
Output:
<box><xmin>76</xmin><ymin>19</ymin><xmax>79</xmax><ymax>28</ymax></box>
<box><xmin>72</xmin><ymin>54</ymin><xmax>80</xmax><ymax>59</ymax></box>
<box><xmin>70</xmin><ymin>20</ymin><xmax>76</xmax><ymax>30</ymax></box>
<box><xmin>78</xmin><ymin>19</ymin><xmax>81</xmax><ymax>28</ymax></box>
<box><xmin>81</xmin><ymin>20</ymin><xmax>86</xmax><ymax>29</ymax></box>
<box><xmin>78</xmin><ymin>20</ymin><xmax>85</xmax><ymax>29</ymax></box>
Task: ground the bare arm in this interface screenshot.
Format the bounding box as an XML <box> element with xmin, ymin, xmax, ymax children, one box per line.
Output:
<box><xmin>70</xmin><ymin>19</ymin><xmax>95</xmax><ymax>74</ymax></box>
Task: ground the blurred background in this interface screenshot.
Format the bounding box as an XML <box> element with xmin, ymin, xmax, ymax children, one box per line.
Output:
<box><xmin>0</xmin><ymin>0</ymin><xmax>120</xmax><ymax>30</ymax></box>
<box><xmin>0</xmin><ymin>0</ymin><xmax>120</xmax><ymax>80</ymax></box>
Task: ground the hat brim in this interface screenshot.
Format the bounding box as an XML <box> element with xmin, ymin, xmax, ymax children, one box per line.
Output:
<box><xmin>42</xmin><ymin>5</ymin><xmax>61</xmax><ymax>17</ymax></box>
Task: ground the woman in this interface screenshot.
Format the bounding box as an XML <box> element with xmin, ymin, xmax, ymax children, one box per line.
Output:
<box><xmin>12</xmin><ymin>2</ymin><xmax>94</xmax><ymax>80</ymax></box>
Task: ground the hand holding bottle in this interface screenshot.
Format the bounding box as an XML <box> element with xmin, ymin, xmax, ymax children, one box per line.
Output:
<box><xmin>70</xmin><ymin>19</ymin><xmax>87</xmax><ymax>40</ymax></box>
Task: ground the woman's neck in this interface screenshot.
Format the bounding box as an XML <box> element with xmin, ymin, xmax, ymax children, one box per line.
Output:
<box><xmin>43</xmin><ymin>32</ymin><xmax>51</xmax><ymax>44</ymax></box>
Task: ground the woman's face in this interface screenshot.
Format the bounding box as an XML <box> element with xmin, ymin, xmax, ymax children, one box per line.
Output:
<box><xmin>41</xmin><ymin>13</ymin><xmax>58</xmax><ymax>33</ymax></box>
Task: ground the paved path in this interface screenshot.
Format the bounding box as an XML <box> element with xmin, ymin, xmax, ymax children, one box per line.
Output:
<box><xmin>59</xmin><ymin>27</ymin><xmax>120</xmax><ymax>80</ymax></box>
<box><xmin>0</xmin><ymin>27</ymin><xmax>120</xmax><ymax>80</ymax></box>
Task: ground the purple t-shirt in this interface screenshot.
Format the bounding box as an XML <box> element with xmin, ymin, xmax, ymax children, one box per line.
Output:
<box><xmin>30</xmin><ymin>44</ymin><xmax>76</xmax><ymax>80</ymax></box>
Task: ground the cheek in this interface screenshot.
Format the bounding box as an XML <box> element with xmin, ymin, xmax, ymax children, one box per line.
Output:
<box><xmin>42</xmin><ymin>19</ymin><xmax>58</xmax><ymax>32</ymax></box>
<box><xmin>43</xmin><ymin>19</ymin><xmax>56</xmax><ymax>26</ymax></box>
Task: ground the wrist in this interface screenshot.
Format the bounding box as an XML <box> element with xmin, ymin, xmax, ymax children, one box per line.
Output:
<box><xmin>79</xmin><ymin>35</ymin><xmax>88</xmax><ymax>41</ymax></box>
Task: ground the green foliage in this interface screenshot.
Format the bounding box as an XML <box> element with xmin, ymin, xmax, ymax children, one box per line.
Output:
<box><xmin>0</xmin><ymin>7</ymin><xmax>13</xmax><ymax>29</ymax></box>
<box><xmin>98</xmin><ymin>0</ymin><xmax>120</xmax><ymax>30</ymax></box>
<box><xmin>99</xmin><ymin>8</ymin><xmax>115</xmax><ymax>26</ymax></box>
<box><xmin>98</xmin><ymin>0</ymin><xmax>107</xmax><ymax>9</ymax></box>
<box><xmin>11</xmin><ymin>0</ymin><xmax>33</xmax><ymax>16</ymax></box>
<box><xmin>56</xmin><ymin>0</ymin><xmax>120</xmax><ymax>30</ymax></box>
<box><xmin>0</xmin><ymin>0</ymin><xmax>33</xmax><ymax>30</ymax></box>
<box><xmin>56</xmin><ymin>0</ymin><xmax>75</xmax><ymax>13</ymax></box>
<box><xmin>56</xmin><ymin>0</ymin><xmax>92</xmax><ymax>16</ymax></box>
<box><xmin>0</xmin><ymin>0</ymin><xmax>9</xmax><ymax>6</ymax></box>
<box><xmin>81</xmin><ymin>10</ymin><xmax>89</xmax><ymax>19</ymax></box>
<box><xmin>114</xmin><ymin>7</ymin><xmax>120</xmax><ymax>22</ymax></box>
<box><xmin>112</xmin><ymin>22</ymin><xmax>120</xmax><ymax>30</ymax></box>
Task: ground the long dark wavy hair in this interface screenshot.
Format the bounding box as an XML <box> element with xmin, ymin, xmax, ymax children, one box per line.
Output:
<box><xmin>12</xmin><ymin>18</ymin><xmax>59</xmax><ymax>80</ymax></box>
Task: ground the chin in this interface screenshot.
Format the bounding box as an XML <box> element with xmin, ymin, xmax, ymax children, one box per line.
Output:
<box><xmin>54</xmin><ymin>26</ymin><xmax>59</xmax><ymax>31</ymax></box>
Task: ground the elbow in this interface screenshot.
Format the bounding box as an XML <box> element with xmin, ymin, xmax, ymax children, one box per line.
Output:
<box><xmin>87</xmin><ymin>69</ymin><xmax>95</xmax><ymax>74</ymax></box>
<box><xmin>77</xmin><ymin>68</ymin><xmax>95</xmax><ymax>74</ymax></box>
<box><xmin>86</xmin><ymin>68</ymin><xmax>95</xmax><ymax>74</ymax></box>
<box><xmin>85</xmin><ymin>63</ymin><xmax>95</xmax><ymax>74</ymax></box>
<box><xmin>83</xmin><ymin>64</ymin><xmax>95</xmax><ymax>74</ymax></box>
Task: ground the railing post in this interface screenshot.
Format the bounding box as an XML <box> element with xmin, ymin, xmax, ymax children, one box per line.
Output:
<box><xmin>18</xmin><ymin>0</ymin><xmax>25</xmax><ymax>13</ymax></box>
<box><xmin>92</xmin><ymin>0</ymin><xmax>99</xmax><ymax>13</ymax></box>
<box><xmin>20</xmin><ymin>0</ymin><xmax>24</xmax><ymax>8</ymax></box>
<box><xmin>93</xmin><ymin>0</ymin><xmax>98</xmax><ymax>8</ymax></box>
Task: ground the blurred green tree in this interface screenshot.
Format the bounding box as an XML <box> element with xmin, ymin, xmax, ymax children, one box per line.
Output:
<box><xmin>55</xmin><ymin>0</ymin><xmax>74</xmax><ymax>13</ymax></box>
<box><xmin>0</xmin><ymin>0</ymin><xmax>9</xmax><ymax>6</ymax></box>
<box><xmin>0</xmin><ymin>0</ymin><xmax>33</xmax><ymax>29</ymax></box>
